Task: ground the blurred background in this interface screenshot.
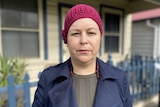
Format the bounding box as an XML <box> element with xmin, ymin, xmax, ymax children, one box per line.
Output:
<box><xmin>0</xmin><ymin>0</ymin><xmax>160</xmax><ymax>107</ymax></box>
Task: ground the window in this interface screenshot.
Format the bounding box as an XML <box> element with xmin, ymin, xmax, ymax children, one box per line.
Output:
<box><xmin>0</xmin><ymin>0</ymin><xmax>39</xmax><ymax>58</ymax></box>
<box><xmin>104</xmin><ymin>13</ymin><xmax>120</xmax><ymax>53</ymax></box>
<box><xmin>1</xmin><ymin>0</ymin><xmax>38</xmax><ymax>28</ymax></box>
<box><xmin>102</xmin><ymin>7</ymin><xmax>123</xmax><ymax>54</ymax></box>
<box><xmin>2</xmin><ymin>31</ymin><xmax>39</xmax><ymax>57</ymax></box>
<box><xmin>105</xmin><ymin>13</ymin><xmax>120</xmax><ymax>32</ymax></box>
<box><xmin>104</xmin><ymin>36</ymin><xmax>119</xmax><ymax>52</ymax></box>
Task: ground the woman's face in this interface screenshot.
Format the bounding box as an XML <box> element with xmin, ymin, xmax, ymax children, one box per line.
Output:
<box><xmin>67</xmin><ymin>18</ymin><xmax>101</xmax><ymax>63</ymax></box>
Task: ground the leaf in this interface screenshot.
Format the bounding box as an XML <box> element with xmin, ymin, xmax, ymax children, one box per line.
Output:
<box><xmin>0</xmin><ymin>55</ymin><xmax>28</xmax><ymax>86</ymax></box>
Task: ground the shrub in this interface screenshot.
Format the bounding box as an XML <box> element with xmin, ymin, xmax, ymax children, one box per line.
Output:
<box><xmin>0</xmin><ymin>55</ymin><xmax>28</xmax><ymax>107</ymax></box>
<box><xmin>0</xmin><ymin>56</ymin><xmax>28</xmax><ymax>86</ymax></box>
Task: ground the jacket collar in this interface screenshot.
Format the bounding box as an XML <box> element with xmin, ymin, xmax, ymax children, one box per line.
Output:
<box><xmin>97</xmin><ymin>58</ymin><xmax>122</xmax><ymax>80</ymax></box>
<box><xmin>50</xmin><ymin>58</ymin><xmax>71</xmax><ymax>82</ymax></box>
<box><xmin>48</xmin><ymin>58</ymin><xmax>78</xmax><ymax>107</ymax></box>
<box><xmin>52</xmin><ymin>58</ymin><xmax>121</xmax><ymax>82</ymax></box>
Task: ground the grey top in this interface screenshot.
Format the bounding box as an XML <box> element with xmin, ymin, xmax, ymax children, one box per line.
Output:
<box><xmin>73</xmin><ymin>73</ymin><xmax>98</xmax><ymax>107</ymax></box>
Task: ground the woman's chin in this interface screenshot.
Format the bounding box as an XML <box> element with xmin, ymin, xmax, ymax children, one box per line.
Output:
<box><xmin>76</xmin><ymin>57</ymin><xmax>93</xmax><ymax>63</ymax></box>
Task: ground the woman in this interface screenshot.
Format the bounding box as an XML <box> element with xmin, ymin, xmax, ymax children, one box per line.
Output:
<box><xmin>32</xmin><ymin>4</ymin><xmax>132</xmax><ymax>107</ymax></box>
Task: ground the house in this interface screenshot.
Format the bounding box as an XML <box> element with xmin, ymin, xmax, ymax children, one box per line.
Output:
<box><xmin>1</xmin><ymin>0</ymin><xmax>160</xmax><ymax>79</ymax></box>
<box><xmin>1</xmin><ymin>0</ymin><xmax>160</xmax><ymax>103</ymax></box>
<box><xmin>132</xmin><ymin>7</ymin><xmax>160</xmax><ymax>59</ymax></box>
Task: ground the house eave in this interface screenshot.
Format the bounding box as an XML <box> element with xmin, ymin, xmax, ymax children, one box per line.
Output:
<box><xmin>126</xmin><ymin>0</ymin><xmax>160</xmax><ymax>14</ymax></box>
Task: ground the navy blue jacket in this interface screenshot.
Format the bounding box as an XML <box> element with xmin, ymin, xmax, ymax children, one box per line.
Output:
<box><xmin>32</xmin><ymin>58</ymin><xmax>132</xmax><ymax>107</ymax></box>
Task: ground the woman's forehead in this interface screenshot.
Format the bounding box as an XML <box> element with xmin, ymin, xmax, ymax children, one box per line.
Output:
<box><xmin>69</xmin><ymin>18</ymin><xmax>99</xmax><ymax>29</ymax></box>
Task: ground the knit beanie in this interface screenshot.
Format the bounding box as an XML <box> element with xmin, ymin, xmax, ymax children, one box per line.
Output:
<box><xmin>62</xmin><ymin>4</ymin><xmax>102</xmax><ymax>44</ymax></box>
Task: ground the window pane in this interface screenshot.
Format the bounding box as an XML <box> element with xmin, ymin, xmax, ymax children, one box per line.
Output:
<box><xmin>21</xmin><ymin>32</ymin><xmax>39</xmax><ymax>57</ymax></box>
<box><xmin>1</xmin><ymin>0</ymin><xmax>38</xmax><ymax>28</ymax></box>
<box><xmin>2</xmin><ymin>31</ymin><xmax>20</xmax><ymax>56</ymax></box>
<box><xmin>2</xmin><ymin>31</ymin><xmax>39</xmax><ymax>58</ymax></box>
<box><xmin>105</xmin><ymin>13</ymin><xmax>120</xmax><ymax>32</ymax></box>
<box><xmin>104</xmin><ymin>36</ymin><xmax>119</xmax><ymax>52</ymax></box>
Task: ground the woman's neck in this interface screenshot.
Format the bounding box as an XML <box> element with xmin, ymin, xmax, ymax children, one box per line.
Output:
<box><xmin>71</xmin><ymin>59</ymin><xmax>96</xmax><ymax>75</ymax></box>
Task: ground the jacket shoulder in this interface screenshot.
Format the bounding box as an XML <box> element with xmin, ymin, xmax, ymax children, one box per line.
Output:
<box><xmin>39</xmin><ymin>60</ymin><xmax>70</xmax><ymax>82</ymax></box>
<box><xmin>98</xmin><ymin>58</ymin><xmax>126</xmax><ymax>79</ymax></box>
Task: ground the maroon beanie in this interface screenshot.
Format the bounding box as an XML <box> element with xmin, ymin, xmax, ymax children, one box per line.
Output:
<box><xmin>62</xmin><ymin>4</ymin><xmax>103</xmax><ymax>44</ymax></box>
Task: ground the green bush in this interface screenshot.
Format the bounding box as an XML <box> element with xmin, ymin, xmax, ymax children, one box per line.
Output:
<box><xmin>0</xmin><ymin>55</ymin><xmax>28</xmax><ymax>107</ymax></box>
<box><xmin>0</xmin><ymin>56</ymin><xmax>28</xmax><ymax>86</ymax></box>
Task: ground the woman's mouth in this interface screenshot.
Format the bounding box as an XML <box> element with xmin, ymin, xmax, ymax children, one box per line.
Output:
<box><xmin>78</xmin><ymin>50</ymin><xmax>90</xmax><ymax>54</ymax></box>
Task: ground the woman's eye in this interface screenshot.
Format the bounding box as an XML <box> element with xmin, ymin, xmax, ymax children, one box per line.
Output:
<box><xmin>88</xmin><ymin>32</ymin><xmax>96</xmax><ymax>35</ymax></box>
<box><xmin>71</xmin><ymin>32</ymin><xmax>79</xmax><ymax>36</ymax></box>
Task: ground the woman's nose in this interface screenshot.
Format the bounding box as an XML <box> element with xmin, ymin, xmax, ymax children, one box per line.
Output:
<box><xmin>80</xmin><ymin>33</ymin><xmax>88</xmax><ymax>44</ymax></box>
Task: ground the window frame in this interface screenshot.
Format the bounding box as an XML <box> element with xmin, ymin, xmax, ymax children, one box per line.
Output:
<box><xmin>0</xmin><ymin>0</ymin><xmax>44</xmax><ymax>59</ymax></box>
<box><xmin>61</xmin><ymin>7</ymin><xmax>70</xmax><ymax>62</ymax></box>
<box><xmin>101</xmin><ymin>5</ymin><xmax>124</xmax><ymax>56</ymax></box>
